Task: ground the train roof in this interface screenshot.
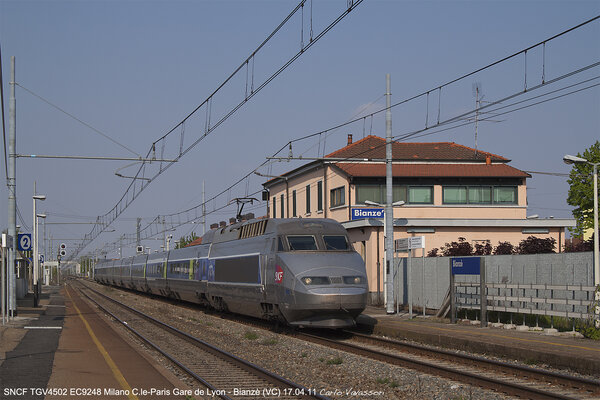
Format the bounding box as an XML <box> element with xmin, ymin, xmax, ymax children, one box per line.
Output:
<box><xmin>200</xmin><ymin>218</ymin><xmax>348</xmax><ymax>244</ymax></box>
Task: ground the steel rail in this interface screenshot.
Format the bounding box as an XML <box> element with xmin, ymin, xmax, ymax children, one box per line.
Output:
<box><xmin>76</xmin><ymin>281</ymin><xmax>329</xmax><ymax>400</ymax></box>
<box><xmin>295</xmin><ymin>331</ymin><xmax>589</xmax><ymax>400</ymax></box>
<box><xmin>345</xmin><ymin>330</ymin><xmax>600</xmax><ymax>396</ymax></box>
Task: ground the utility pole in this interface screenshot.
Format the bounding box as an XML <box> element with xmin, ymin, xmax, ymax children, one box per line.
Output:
<box><xmin>385</xmin><ymin>74</ymin><xmax>395</xmax><ymax>314</ymax></box>
<box><xmin>202</xmin><ymin>181</ymin><xmax>206</xmax><ymax>235</ymax></box>
<box><xmin>8</xmin><ymin>56</ymin><xmax>17</xmax><ymax>318</ymax></box>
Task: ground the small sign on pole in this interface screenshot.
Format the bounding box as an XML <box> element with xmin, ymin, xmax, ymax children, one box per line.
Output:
<box><xmin>449</xmin><ymin>257</ymin><xmax>487</xmax><ymax>327</ymax></box>
<box><xmin>17</xmin><ymin>234</ymin><xmax>31</xmax><ymax>251</ymax></box>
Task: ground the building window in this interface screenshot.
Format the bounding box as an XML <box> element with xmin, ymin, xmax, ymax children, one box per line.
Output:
<box><xmin>408</xmin><ymin>186</ymin><xmax>433</xmax><ymax>204</ymax></box>
<box><xmin>292</xmin><ymin>190</ymin><xmax>297</xmax><ymax>217</ymax></box>
<box><xmin>356</xmin><ymin>185</ymin><xmax>381</xmax><ymax>204</ymax></box>
<box><xmin>272</xmin><ymin>197</ymin><xmax>276</xmax><ymax>218</ymax></box>
<box><xmin>443</xmin><ymin>185</ymin><xmax>517</xmax><ymax>205</ymax></box>
<box><xmin>494</xmin><ymin>186</ymin><xmax>517</xmax><ymax>204</ymax></box>
<box><xmin>468</xmin><ymin>186</ymin><xmax>492</xmax><ymax>204</ymax></box>
<box><xmin>306</xmin><ymin>184</ymin><xmax>311</xmax><ymax>214</ymax></box>
<box><xmin>280</xmin><ymin>194</ymin><xmax>284</xmax><ymax>218</ymax></box>
<box><xmin>356</xmin><ymin>184</ymin><xmax>407</xmax><ymax>204</ymax></box>
<box><xmin>443</xmin><ymin>187</ymin><xmax>467</xmax><ymax>204</ymax></box>
<box><xmin>330</xmin><ymin>186</ymin><xmax>345</xmax><ymax>208</ymax></box>
<box><xmin>317</xmin><ymin>181</ymin><xmax>323</xmax><ymax>211</ymax></box>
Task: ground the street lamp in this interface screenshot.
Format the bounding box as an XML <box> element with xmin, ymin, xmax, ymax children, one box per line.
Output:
<box><xmin>563</xmin><ymin>154</ymin><xmax>599</xmax><ymax>287</ymax></box>
<box><xmin>32</xmin><ymin>194</ymin><xmax>46</xmax><ymax>307</ymax></box>
<box><xmin>364</xmin><ymin>199</ymin><xmax>405</xmax><ymax>312</ymax></box>
<box><xmin>36</xmin><ymin>214</ymin><xmax>46</xmax><ymax>285</ymax></box>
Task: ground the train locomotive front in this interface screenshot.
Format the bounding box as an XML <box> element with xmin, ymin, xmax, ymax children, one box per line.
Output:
<box><xmin>270</xmin><ymin>219</ymin><xmax>368</xmax><ymax>328</ymax></box>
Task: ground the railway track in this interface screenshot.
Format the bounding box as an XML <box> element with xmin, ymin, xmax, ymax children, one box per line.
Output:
<box><xmin>71</xmin><ymin>281</ymin><xmax>329</xmax><ymax>400</ymax></box>
<box><xmin>295</xmin><ymin>330</ymin><xmax>600</xmax><ymax>400</ymax></box>
<box><xmin>79</xmin><ymin>280</ymin><xmax>600</xmax><ymax>399</ymax></box>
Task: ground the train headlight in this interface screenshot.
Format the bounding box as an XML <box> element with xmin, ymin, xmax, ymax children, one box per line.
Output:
<box><xmin>343</xmin><ymin>276</ymin><xmax>365</xmax><ymax>285</ymax></box>
<box><xmin>301</xmin><ymin>276</ymin><xmax>330</xmax><ymax>285</ymax></box>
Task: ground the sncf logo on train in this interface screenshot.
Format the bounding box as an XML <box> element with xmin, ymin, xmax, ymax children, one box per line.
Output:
<box><xmin>275</xmin><ymin>265</ymin><xmax>284</xmax><ymax>283</ymax></box>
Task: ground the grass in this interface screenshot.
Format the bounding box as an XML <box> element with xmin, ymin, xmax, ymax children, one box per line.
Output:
<box><xmin>376</xmin><ymin>377</ymin><xmax>399</xmax><ymax>388</ymax></box>
<box><xmin>325</xmin><ymin>357</ymin><xmax>343</xmax><ymax>365</ymax></box>
<box><xmin>244</xmin><ymin>331</ymin><xmax>259</xmax><ymax>340</ymax></box>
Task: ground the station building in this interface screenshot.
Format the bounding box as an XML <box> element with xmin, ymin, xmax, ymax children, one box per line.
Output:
<box><xmin>262</xmin><ymin>135</ymin><xmax>575</xmax><ymax>304</ymax></box>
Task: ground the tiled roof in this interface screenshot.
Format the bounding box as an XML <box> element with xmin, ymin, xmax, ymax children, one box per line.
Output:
<box><xmin>335</xmin><ymin>163</ymin><xmax>530</xmax><ymax>178</ymax></box>
<box><xmin>326</xmin><ymin>135</ymin><xmax>508</xmax><ymax>162</ymax></box>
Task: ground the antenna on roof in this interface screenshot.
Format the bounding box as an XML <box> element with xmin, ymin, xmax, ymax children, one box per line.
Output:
<box><xmin>472</xmin><ymin>82</ymin><xmax>483</xmax><ymax>156</ymax></box>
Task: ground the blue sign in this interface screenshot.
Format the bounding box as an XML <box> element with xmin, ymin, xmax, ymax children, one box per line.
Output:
<box><xmin>18</xmin><ymin>233</ymin><xmax>32</xmax><ymax>251</ymax></box>
<box><xmin>451</xmin><ymin>257</ymin><xmax>481</xmax><ymax>275</ymax></box>
<box><xmin>351</xmin><ymin>208</ymin><xmax>384</xmax><ymax>220</ymax></box>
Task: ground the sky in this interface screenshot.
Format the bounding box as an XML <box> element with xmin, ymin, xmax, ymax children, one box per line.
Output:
<box><xmin>1</xmin><ymin>0</ymin><xmax>599</xmax><ymax>260</ymax></box>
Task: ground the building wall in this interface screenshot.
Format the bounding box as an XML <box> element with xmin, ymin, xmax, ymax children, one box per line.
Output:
<box><xmin>268</xmin><ymin>167</ymin><xmax>528</xmax><ymax>221</ymax></box>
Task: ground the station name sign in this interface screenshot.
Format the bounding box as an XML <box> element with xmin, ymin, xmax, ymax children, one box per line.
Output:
<box><xmin>451</xmin><ymin>257</ymin><xmax>481</xmax><ymax>275</ymax></box>
<box><xmin>351</xmin><ymin>208</ymin><xmax>384</xmax><ymax>220</ymax></box>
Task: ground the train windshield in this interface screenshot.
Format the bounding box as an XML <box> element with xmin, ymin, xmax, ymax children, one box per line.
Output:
<box><xmin>287</xmin><ymin>235</ymin><xmax>318</xmax><ymax>250</ymax></box>
<box><xmin>323</xmin><ymin>235</ymin><xmax>349</xmax><ymax>250</ymax></box>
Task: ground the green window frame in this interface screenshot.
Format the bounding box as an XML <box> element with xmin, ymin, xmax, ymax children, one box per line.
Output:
<box><xmin>330</xmin><ymin>186</ymin><xmax>345</xmax><ymax>208</ymax></box>
<box><xmin>408</xmin><ymin>186</ymin><xmax>433</xmax><ymax>204</ymax></box>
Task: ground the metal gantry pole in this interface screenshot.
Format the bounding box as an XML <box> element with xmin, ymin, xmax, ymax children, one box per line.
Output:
<box><xmin>33</xmin><ymin>185</ymin><xmax>38</xmax><ymax>307</ymax></box>
<box><xmin>385</xmin><ymin>74</ymin><xmax>394</xmax><ymax>314</ymax></box>
<box><xmin>8</xmin><ymin>56</ymin><xmax>17</xmax><ymax>319</ymax></box>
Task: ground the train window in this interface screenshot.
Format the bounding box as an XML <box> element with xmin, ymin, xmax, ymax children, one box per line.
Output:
<box><xmin>277</xmin><ymin>237</ymin><xmax>285</xmax><ymax>252</ymax></box>
<box><xmin>323</xmin><ymin>235</ymin><xmax>349</xmax><ymax>250</ymax></box>
<box><xmin>287</xmin><ymin>235</ymin><xmax>317</xmax><ymax>251</ymax></box>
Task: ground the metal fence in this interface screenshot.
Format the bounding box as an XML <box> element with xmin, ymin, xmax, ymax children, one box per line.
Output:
<box><xmin>390</xmin><ymin>252</ymin><xmax>596</xmax><ymax>321</ymax></box>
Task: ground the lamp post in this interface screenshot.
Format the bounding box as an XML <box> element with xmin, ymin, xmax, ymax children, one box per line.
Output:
<box><xmin>37</xmin><ymin>214</ymin><xmax>46</xmax><ymax>286</ymax></box>
<box><xmin>32</xmin><ymin>193</ymin><xmax>46</xmax><ymax>307</ymax></box>
<box><xmin>365</xmin><ymin>200</ymin><xmax>405</xmax><ymax>312</ymax></box>
<box><xmin>563</xmin><ymin>155</ymin><xmax>599</xmax><ymax>286</ymax></box>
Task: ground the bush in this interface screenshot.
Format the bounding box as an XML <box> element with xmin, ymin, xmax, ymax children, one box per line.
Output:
<box><xmin>518</xmin><ymin>236</ymin><xmax>556</xmax><ymax>254</ymax></box>
<box><xmin>565</xmin><ymin>236</ymin><xmax>594</xmax><ymax>252</ymax></box>
<box><xmin>493</xmin><ymin>241</ymin><xmax>515</xmax><ymax>255</ymax></box>
<box><xmin>441</xmin><ymin>237</ymin><xmax>473</xmax><ymax>256</ymax></box>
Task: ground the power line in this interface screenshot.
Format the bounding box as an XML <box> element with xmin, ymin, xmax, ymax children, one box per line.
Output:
<box><xmin>69</xmin><ymin>0</ymin><xmax>365</xmax><ymax>260</ymax></box>
<box><xmin>89</xmin><ymin>14</ymin><xmax>600</xmax><ymax>258</ymax></box>
<box><xmin>16</xmin><ymin>83</ymin><xmax>141</xmax><ymax>158</ymax></box>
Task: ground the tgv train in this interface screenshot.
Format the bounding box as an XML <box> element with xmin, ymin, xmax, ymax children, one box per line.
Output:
<box><xmin>95</xmin><ymin>218</ymin><xmax>368</xmax><ymax>328</ymax></box>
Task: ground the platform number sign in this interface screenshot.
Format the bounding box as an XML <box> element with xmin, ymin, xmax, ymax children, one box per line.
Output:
<box><xmin>17</xmin><ymin>233</ymin><xmax>32</xmax><ymax>251</ymax></box>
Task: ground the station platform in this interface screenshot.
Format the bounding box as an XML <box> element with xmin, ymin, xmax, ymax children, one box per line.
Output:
<box><xmin>358</xmin><ymin>306</ymin><xmax>600</xmax><ymax>376</ymax></box>
<box><xmin>0</xmin><ymin>285</ymin><xmax>185</xmax><ymax>400</ymax></box>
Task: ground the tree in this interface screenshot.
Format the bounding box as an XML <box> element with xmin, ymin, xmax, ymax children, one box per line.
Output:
<box><xmin>517</xmin><ymin>236</ymin><xmax>556</xmax><ymax>254</ymax></box>
<box><xmin>176</xmin><ymin>232</ymin><xmax>199</xmax><ymax>249</ymax></box>
<box><xmin>566</xmin><ymin>140</ymin><xmax>600</xmax><ymax>237</ymax></box>
<box><xmin>473</xmin><ymin>240</ymin><xmax>492</xmax><ymax>255</ymax></box>
<box><xmin>493</xmin><ymin>241</ymin><xmax>515</xmax><ymax>255</ymax></box>
<box><xmin>441</xmin><ymin>237</ymin><xmax>473</xmax><ymax>257</ymax></box>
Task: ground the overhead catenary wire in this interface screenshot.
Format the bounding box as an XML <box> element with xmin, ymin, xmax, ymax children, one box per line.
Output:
<box><xmin>89</xmin><ymin>14</ymin><xmax>599</xmax><ymax>258</ymax></box>
<box><xmin>68</xmin><ymin>0</ymin><xmax>365</xmax><ymax>261</ymax></box>
<box><xmin>99</xmin><ymin>64</ymin><xmax>600</xmax><ymax>256</ymax></box>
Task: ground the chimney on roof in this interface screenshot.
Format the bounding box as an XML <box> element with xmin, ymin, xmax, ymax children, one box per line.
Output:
<box><xmin>485</xmin><ymin>155</ymin><xmax>491</xmax><ymax>165</ymax></box>
<box><xmin>347</xmin><ymin>134</ymin><xmax>353</xmax><ymax>146</ymax></box>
